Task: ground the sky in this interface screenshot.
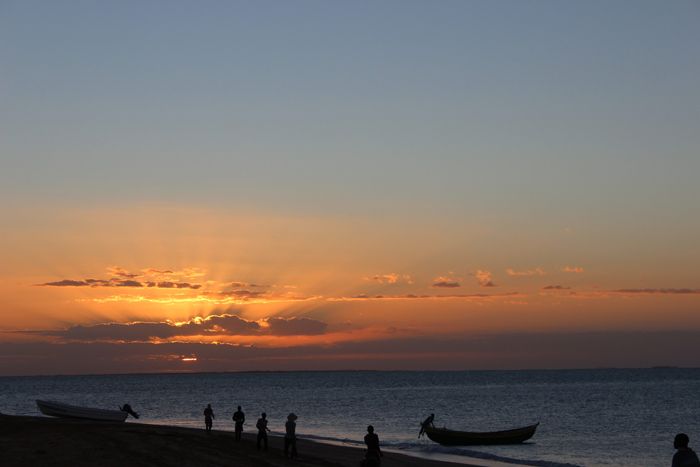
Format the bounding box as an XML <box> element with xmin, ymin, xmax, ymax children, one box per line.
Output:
<box><xmin>1</xmin><ymin>0</ymin><xmax>699</xmax><ymax>375</ymax></box>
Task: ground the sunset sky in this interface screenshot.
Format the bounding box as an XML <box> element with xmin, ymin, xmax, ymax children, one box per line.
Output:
<box><xmin>1</xmin><ymin>1</ymin><xmax>699</xmax><ymax>375</ymax></box>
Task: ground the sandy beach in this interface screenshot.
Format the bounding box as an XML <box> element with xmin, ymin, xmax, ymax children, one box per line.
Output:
<box><xmin>0</xmin><ymin>414</ymin><xmax>478</xmax><ymax>467</ymax></box>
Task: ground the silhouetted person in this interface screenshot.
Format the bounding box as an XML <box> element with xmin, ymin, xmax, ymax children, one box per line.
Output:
<box><xmin>256</xmin><ymin>412</ymin><xmax>270</xmax><ymax>451</ymax></box>
<box><xmin>364</xmin><ymin>425</ymin><xmax>382</xmax><ymax>465</ymax></box>
<box><xmin>120</xmin><ymin>404</ymin><xmax>139</xmax><ymax>419</ymax></box>
<box><xmin>419</xmin><ymin>413</ymin><xmax>434</xmax><ymax>438</ymax></box>
<box><xmin>232</xmin><ymin>405</ymin><xmax>245</xmax><ymax>441</ymax></box>
<box><xmin>203</xmin><ymin>404</ymin><xmax>214</xmax><ymax>432</ymax></box>
<box><xmin>673</xmin><ymin>433</ymin><xmax>700</xmax><ymax>467</ymax></box>
<box><xmin>285</xmin><ymin>413</ymin><xmax>298</xmax><ymax>459</ymax></box>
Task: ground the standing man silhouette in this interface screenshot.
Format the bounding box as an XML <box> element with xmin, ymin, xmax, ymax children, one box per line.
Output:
<box><xmin>256</xmin><ymin>412</ymin><xmax>270</xmax><ymax>451</ymax></box>
<box><xmin>232</xmin><ymin>405</ymin><xmax>245</xmax><ymax>441</ymax></box>
<box><xmin>672</xmin><ymin>433</ymin><xmax>700</xmax><ymax>467</ymax></box>
<box><xmin>364</xmin><ymin>425</ymin><xmax>382</xmax><ymax>465</ymax></box>
<box><xmin>285</xmin><ymin>413</ymin><xmax>298</xmax><ymax>459</ymax></box>
<box><xmin>203</xmin><ymin>404</ymin><xmax>215</xmax><ymax>433</ymax></box>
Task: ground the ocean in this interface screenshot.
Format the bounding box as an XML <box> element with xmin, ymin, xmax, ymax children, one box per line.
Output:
<box><xmin>2</xmin><ymin>369</ymin><xmax>699</xmax><ymax>466</ymax></box>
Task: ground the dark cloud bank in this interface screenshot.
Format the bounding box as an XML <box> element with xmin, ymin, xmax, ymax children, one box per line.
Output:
<box><xmin>39</xmin><ymin>278</ymin><xmax>202</xmax><ymax>289</ymax></box>
<box><xmin>38</xmin><ymin>278</ymin><xmax>202</xmax><ymax>289</ymax></box>
<box><xmin>3</xmin><ymin>331</ymin><xmax>700</xmax><ymax>376</ymax></box>
<box><xmin>35</xmin><ymin>314</ymin><xmax>327</xmax><ymax>342</ymax></box>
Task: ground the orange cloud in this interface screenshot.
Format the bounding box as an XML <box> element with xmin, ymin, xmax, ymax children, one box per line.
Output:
<box><xmin>106</xmin><ymin>266</ymin><xmax>139</xmax><ymax>278</ymax></box>
<box><xmin>432</xmin><ymin>276</ymin><xmax>460</xmax><ymax>288</ymax></box>
<box><xmin>475</xmin><ymin>270</ymin><xmax>496</xmax><ymax>288</ymax></box>
<box><xmin>364</xmin><ymin>273</ymin><xmax>413</xmax><ymax>284</ymax></box>
<box><xmin>228</xmin><ymin>282</ymin><xmax>268</xmax><ymax>288</ymax></box>
<box><xmin>542</xmin><ymin>285</ymin><xmax>571</xmax><ymax>290</ymax></box>
<box><xmin>563</xmin><ymin>266</ymin><xmax>584</xmax><ymax>273</ymax></box>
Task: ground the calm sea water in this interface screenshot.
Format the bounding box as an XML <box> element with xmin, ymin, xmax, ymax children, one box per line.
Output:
<box><xmin>1</xmin><ymin>369</ymin><xmax>698</xmax><ymax>466</ymax></box>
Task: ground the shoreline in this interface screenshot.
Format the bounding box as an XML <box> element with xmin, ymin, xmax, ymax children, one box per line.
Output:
<box><xmin>0</xmin><ymin>414</ymin><xmax>481</xmax><ymax>467</ymax></box>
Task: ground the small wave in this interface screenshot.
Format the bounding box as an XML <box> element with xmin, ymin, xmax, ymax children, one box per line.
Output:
<box><xmin>391</xmin><ymin>443</ymin><xmax>582</xmax><ymax>467</ymax></box>
<box><xmin>298</xmin><ymin>432</ymin><xmax>365</xmax><ymax>446</ymax></box>
<box><xmin>299</xmin><ymin>433</ymin><xmax>581</xmax><ymax>467</ymax></box>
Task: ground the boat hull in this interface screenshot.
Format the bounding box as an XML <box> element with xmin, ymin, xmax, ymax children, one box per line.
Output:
<box><xmin>36</xmin><ymin>400</ymin><xmax>128</xmax><ymax>422</ymax></box>
<box><xmin>425</xmin><ymin>422</ymin><xmax>539</xmax><ymax>446</ymax></box>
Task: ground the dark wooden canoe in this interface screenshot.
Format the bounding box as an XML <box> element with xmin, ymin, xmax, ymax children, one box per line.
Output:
<box><xmin>424</xmin><ymin>422</ymin><xmax>539</xmax><ymax>446</ymax></box>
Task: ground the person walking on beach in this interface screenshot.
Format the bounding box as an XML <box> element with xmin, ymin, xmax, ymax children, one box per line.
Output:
<box><xmin>284</xmin><ymin>413</ymin><xmax>298</xmax><ymax>459</ymax></box>
<box><xmin>256</xmin><ymin>412</ymin><xmax>270</xmax><ymax>451</ymax></box>
<box><xmin>364</xmin><ymin>425</ymin><xmax>382</xmax><ymax>466</ymax></box>
<box><xmin>232</xmin><ymin>405</ymin><xmax>245</xmax><ymax>441</ymax></box>
<box><xmin>672</xmin><ymin>433</ymin><xmax>700</xmax><ymax>467</ymax></box>
<box><xmin>203</xmin><ymin>404</ymin><xmax>215</xmax><ymax>433</ymax></box>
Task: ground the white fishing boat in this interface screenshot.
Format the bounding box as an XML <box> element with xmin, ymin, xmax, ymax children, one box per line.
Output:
<box><xmin>36</xmin><ymin>400</ymin><xmax>129</xmax><ymax>422</ymax></box>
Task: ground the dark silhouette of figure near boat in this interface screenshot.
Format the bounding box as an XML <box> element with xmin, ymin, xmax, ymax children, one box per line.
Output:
<box><xmin>418</xmin><ymin>413</ymin><xmax>434</xmax><ymax>438</ymax></box>
<box><xmin>120</xmin><ymin>404</ymin><xmax>139</xmax><ymax>419</ymax></box>
<box><xmin>256</xmin><ymin>412</ymin><xmax>270</xmax><ymax>451</ymax></box>
<box><xmin>285</xmin><ymin>412</ymin><xmax>298</xmax><ymax>459</ymax></box>
<box><xmin>361</xmin><ymin>425</ymin><xmax>382</xmax><ymax>466</ymax></box>
<box><xmin>203</xmin><ymin>404</ymin><xmax>214</xmax><ymax>433</ymax></box>
<box><xmin>673</xmin><ymin>433</ymin><xmax>700</xmax><ymax>467</ymax></box>
<box><xmin>232</xmin><ymin>405</ymin><xmax>245</xmax><ymax>441</ymax></box>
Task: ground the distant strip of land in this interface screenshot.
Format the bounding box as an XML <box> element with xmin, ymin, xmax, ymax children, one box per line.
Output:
<box><xmin>0</xmin><ymin>414</ymin><xmax>475</xmax><ymax>467</ymax></box>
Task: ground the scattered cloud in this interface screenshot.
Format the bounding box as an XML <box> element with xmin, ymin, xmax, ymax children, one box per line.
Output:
<box><xmin>542</xmin><ymin>285</ymin><xmax>571</xmax><ymax>290</ymax></box>
<box><xmin>108</xmin><ymin>266</ymin><xmax>206</xmax><ymax>279</ymax></box>
<box><xmin>229</xmin><ymin>282</ymin><xmax>268</xmax><ymax>288</ymax></box>
<box><xmin>141</xmin><ymin>268</ymin><xmax>174</xmax><ymax>275</ymax></box>
<box><xmin>40</xmin><ymin>279</ymin><xmax>93</xmax><ymax>287</ymax></box>
<box><xmin>143</xmin><ymin>267</ymin><xmax>206</xmax><ymax>279</ymax></box>
<box><xmin>506</xmin><ymin>268</ymin><xmax>545</xmax><ymax>277</ymax></box>
<box><xmin>106</xmin><ymin>266</ymin><xmax>139</xmax><ymax>278</ymax></box>
<box><xmin>432</xmin><ymin>276</ymin><xmax>461</xmax><ymax>288</ymax></box>
<box><xmin>475</xmin><ymin>270</ymin><xmax>496</xmax><ymax>288</ymax></box>
<box><xmin>563</xmin><ymin>266</ymin><xmax>584</xmax><ymax>273</ymax></box>
<box><xmin>365</xmin><ymin>273</ymin><xmax>413</xmax><ymax>285</ymax></box>
<box><xmin>145</xmin><ymin>281</ymin><xmax>202</xmax><ymax>289</ymax></box>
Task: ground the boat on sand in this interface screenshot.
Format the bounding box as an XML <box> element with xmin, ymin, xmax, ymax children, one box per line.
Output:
<box><xmin>424</xmin><ymin>422</ymin><xmax>539</xmax><ymax>446</ymax></box>
<box><xmin>36</xmin><ymin>400</ymin><xmax>131</xmax><ymax>422</ymax></box>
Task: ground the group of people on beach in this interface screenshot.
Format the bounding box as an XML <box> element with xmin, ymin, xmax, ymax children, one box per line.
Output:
<box><xmin>202</xmin><ymin>406</ymin><xmax>698</xmax><ymax>466</ymax></box>
<box><xmin>202</xmin><ymin>404</ymin><xmax>382</xmax><ymax>464</ymax></box>
<box><xmin>202</xmin><ymin>404</ymin><xmax>298</xmax><ymax>459</ymax></box>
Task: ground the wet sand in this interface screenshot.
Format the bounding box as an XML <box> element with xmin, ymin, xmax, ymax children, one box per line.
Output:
<box><xmin>0</xmin><ymin>414</ymin><xmax>478</xmax><ymax>467</ymax></box>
